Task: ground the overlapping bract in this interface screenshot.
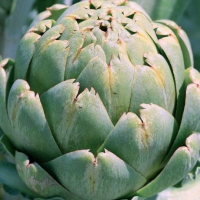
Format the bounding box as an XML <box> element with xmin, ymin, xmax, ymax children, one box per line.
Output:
<box><xmin>0</xmin><ymin>0</ymin><xmax>200</xmax><ymax>199</ymax></box>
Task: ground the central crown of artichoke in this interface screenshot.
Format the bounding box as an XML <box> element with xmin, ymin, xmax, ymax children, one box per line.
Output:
<box><xmin>0</xmin><ymin>0</ymin><xmax>200</xmax><ymax>200</ymax></box>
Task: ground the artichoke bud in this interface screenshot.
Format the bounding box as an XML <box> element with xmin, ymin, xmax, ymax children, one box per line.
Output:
<box><xmin>0</xmin><ymin>0</ymin><xmax>200</xmax><ymax>199</ymax></box>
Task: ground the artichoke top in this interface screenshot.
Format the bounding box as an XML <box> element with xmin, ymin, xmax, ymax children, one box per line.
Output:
<box><xmin>0</xmin><ymin>1</ymin><xmax>199</xmax><ymax>200</ymax></box>
<box><xmin>14</xmin><ymin>0</ymin><xmax>184</xmax><ymax>124</ymax></box>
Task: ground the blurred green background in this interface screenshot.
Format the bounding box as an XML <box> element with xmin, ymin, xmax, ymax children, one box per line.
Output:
<box><xmin>0</xmin><ymin>0</ymin><xmax>199</xmax><ymax>199</ymax></box>
<box><xmin>179</xmin><ymin>0</ymin><xmax>200</xmax><ymax>69</ymax></box>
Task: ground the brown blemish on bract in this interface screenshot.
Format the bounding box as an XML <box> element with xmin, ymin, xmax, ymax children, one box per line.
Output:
<box><xmin>84</xmin><ymin>28</ymin><xmax>92</xmax><ymax>32</ymax></box>
<box><xmin>141</xmin><ymin>121</ymin><xmax>145</xmax><ymax>127</ymax></box>
<box><xmin>93</xmin><ymin>158</ymin><xmax>97</xmax><ymax>166</ymax></box>
<box><xmin>139</xmin><ymin>114</ymin><xmax>151</xmax><ymax>146</ymax></box>
<box><xmin>72</xmin><ymin>48</ymin><xmax>82</xmax><ymax>63</ymax></box>
<box><xmin>117</xmin><ymin>38</ymin><xmax>122</xmax><ymax>44</ymax></box>
<box><xmin>18</xmin><ymin>92</ymin><xmax>26</xmax><ymax>100</ymax></box>
<box><xmin>107</xmin><ymin>9</ymin><xmax>112</xmax><ymax>15</ymax></box>
<box><xmin>168</xmin><ymin>33</ymin><xmax>176</xmax><ymax>40</ymax></box>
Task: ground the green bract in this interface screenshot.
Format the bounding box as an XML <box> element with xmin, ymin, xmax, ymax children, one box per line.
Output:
<box><xmin>0</xmin><ymin>0</ymin><xmax>200</xmax><ymax>199</ymax></box>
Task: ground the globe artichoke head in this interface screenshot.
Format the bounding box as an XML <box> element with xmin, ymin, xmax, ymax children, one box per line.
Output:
<box><xmin>0</xmin><ymin>0</ymin><xmax>200</xmax><ymax>200</ymax></box>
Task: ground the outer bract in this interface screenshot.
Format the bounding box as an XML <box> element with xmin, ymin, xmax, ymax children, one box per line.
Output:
<box><xmin>0</xmin><ymin>0</ymin><xmax>200</xmax><ymax>199</ymax></box>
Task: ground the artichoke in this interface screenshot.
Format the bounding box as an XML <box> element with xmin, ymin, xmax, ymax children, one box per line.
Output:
<box><xmin>1</xmin><ymin>0</ymin><xmax>200</xmax><ymax>199</ymax></box>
